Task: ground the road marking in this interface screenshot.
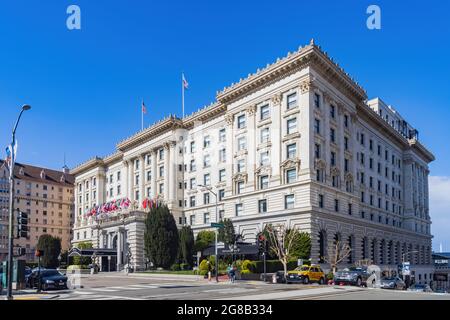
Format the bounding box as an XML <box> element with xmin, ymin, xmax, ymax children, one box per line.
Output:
<box><xmin>128</xmin><ymin>284</ymin><xmax>158</xmax><ymax>288</ymax></box>
<box><xmin>89</xmin><ymin>288</ymin><xmax>119</xmax><ymax>292</ymax></box>
<box><xmin>107</xmin><ymin>286</ymin><xmax>142</xmax><ymax>290</ymax></box>
<box><xmin>72</xmin><ymin>290</ymin><xmax>95</xmax><ymax>295</ymax></box>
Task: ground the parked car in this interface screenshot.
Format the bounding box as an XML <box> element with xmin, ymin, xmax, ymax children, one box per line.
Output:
<box><xmin>27</xmin><ymin>269</ymin><xmax>68</xmax><ymax>291</ymax></box>
<box><xmin>408</xmin><ymin>284</ymin><xmax>433</xmax><ymax>293</ymax></box>
<box><xmin>286</xmin><ymin>265</ymin><xmax>325</xmax><ymax>284</ymax></box>
<box><xmin>380</xmin><ymin>277</ymin><xmax>406</xmax><ymax>290</ymax></box>
<box><xmin>25</xmin><ymin>267</ymin><xmax>46</xmax><ymax>288</ymax></box>
<box><xmin>334</xmin><ymin>266</ymin><xmax>371</xmax><ymax>287</ymax></box>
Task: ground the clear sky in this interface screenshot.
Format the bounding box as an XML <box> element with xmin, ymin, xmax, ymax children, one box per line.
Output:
<box><xmin>1</xmin><ymin>1</ymin><xmax>449</xmax><ymax>250</ymax></box>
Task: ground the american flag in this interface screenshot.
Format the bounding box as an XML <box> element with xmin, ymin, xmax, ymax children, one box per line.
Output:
<box><xmin>182</xmin><ymin>73</ymin><xmax>189</xmax><ymax>90</ymax></box>
<box><xmin>142</xmin><ymin>100</ymin><xmax>147</xmax><ymax>114</ymax></box>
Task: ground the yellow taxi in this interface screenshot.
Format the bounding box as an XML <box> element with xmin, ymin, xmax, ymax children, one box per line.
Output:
<box><xmin>286</xmin><ymin>265</ymin><xmax>326</xmax><ymax>284</ymax></box>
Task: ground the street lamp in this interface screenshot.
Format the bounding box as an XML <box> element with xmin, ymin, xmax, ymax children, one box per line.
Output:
<box><xmin>197</xmin><ymin>184</ymin><xmax>219</xmax><ymax>283</ymax></box>
<box><xmin>6</xmin><ymin>104</ymin><xmax>31</xmax><ymax>300</ymax></box>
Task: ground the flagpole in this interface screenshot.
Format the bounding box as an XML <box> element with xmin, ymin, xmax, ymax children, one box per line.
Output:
<box><xmin>182</xmin><ymin>73</ymin><xmax>185</xmax><ymax>118</ymax></box>
<box><xmin>141</xmin><ymin>98</ymin><xmax>144</xmax><ymax>131</ymax></box>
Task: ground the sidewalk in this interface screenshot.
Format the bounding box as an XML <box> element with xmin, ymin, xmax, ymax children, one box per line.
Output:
<box><xmin>1</xmin><ymin>289</ymin><xmax>60</xmax><ymax>300</ymax></box>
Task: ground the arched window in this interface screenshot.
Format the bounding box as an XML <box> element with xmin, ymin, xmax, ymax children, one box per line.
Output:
<box><xmin>380</xmin><ymin>240</ymin><xmax>386</xmax><ymax>265</ymax></box>
<box><xmin>371</xmin><ymin>239</ymin><xmax>378</xmax><ymax>264</ymax></box>
<box><xmin>347</xmin><ymin>235</ymin><xmax>355</xmax><ymax>264</ymax></box>
<box><xmin>362</xmin><ymin>237</ymin><xmax>369</xmax><ymax>260</ymax></box>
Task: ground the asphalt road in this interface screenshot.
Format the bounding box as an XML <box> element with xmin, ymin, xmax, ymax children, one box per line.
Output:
<box><xmin>45</xmin><ymin>273</ymin><xmax>450</xmax><ymax>300</ymax></box>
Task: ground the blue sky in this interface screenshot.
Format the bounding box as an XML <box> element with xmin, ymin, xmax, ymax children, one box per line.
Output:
<box><xmin>0</xmin><ymin>1</ymin><xmax>449</xmax><ymax>249</ymax></box>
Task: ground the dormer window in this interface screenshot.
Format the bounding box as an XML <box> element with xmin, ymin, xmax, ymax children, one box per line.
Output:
<box><xmin>40</xmin><ymin>170</ymin><xmax>46</xmax><ymax>179</ymax></box>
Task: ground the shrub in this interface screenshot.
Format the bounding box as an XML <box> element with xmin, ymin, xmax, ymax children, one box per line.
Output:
<box><xmin>240</xmin><ymin>269</ymin><xmax>252</xmax><ymax>275</ymax></box>
<box><xmin>180</xmin><ymin>263</ymin><xmax>190</xmax><ymax>271</ymax></box>
<box><xmin>170</xmin><ymin>263</ymin><xmax>181</xmax><ymax>271</ymax></box>
<box><xmin>252</xmin><ymin>260</ymin><xmax>299</xmax><ymax>273</ymax></box>
<box><xmin>241</xmin><ymin>260</ymin><xmax>256</xmax><ymax>273</ymax></box>
<box><xmin>199</xmin><ymin>259</ymin><xmax>210</xmax><ymax>272</ymax></box>
<box><xmin>326</xmin><ymin>272</ymin><xmax>334</xmax><ymax>280</ymax></box>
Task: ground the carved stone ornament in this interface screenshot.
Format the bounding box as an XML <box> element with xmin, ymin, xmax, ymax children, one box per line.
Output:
<box><xmin>232</xmin><ymin>172</ymin><xmax>248</xmax><ymax>183</ymax></box>
<box><xmin>330</xmin><ymin>166</ymin><xmax>340</xmax><ymax>176</ymax></box>
<box><xmin>314</xmin><ymin>158</ymin><xmax>326</xmax><ymax>170</ymax></box>
<box><xmin>271</xmin><ymin>93</ymin><xmax>282</xmax><ymax>106</ymax></box>
<box><xmin>300</xmin><ymin>77</ymin><xmax>315</xmax><ymax>94</ymax></box>
<box><xmin>225</xmin><ymin>113</ymin><xmax>234</xmax><ymax>126</ymax></box>
<box><xmin>281</xmin><ymin>158</ymin><xmax>301</xmax><ymax>171</ymax></box>
<box><xmin>344</xmin><ymin>172</ymin><xmax>354</xmax><ymax>181</ymax></box>
<box><xmin>337</xmin><ymin>102</ymin><xmax>345</xmax><ymax>116</ymax></box>
<box><xmin>255</xmin><ymin>165</ymin><xmax>272</xmax><ymax>176</ymax></box>
<box><xmin>246</xmin><ymin>105</ymin><xmax>257</xmax><ymax>116</ymax></box>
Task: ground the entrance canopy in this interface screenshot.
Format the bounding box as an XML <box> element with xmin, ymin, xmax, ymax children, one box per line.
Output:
<box><xmin>68</xmin><ymin>247</ymin><xmax>117</xmax><ymax>257</ymax></box>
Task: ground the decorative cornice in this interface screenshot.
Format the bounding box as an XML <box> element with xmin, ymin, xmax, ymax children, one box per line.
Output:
<box><xmin>246</xmin><ymin>104</ymin><xmax>257</xmax><ymax>116</ymax></box>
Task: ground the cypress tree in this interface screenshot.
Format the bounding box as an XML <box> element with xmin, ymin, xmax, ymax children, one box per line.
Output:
<box><xmin>144</xmin><ymin>204</ymin><xmax>179</xmax><ymax>269</ymax></box>
<box><xmin>36</xmin><ymin>234</ymin><xmax>62</xmax><ymax>268</ymax></box>
<box><xmin>178</xmin><ymin>225</ymin><xmax>195</xmax><ymax>267</ymax></box>
<box><xmin>218</xmin><ymin>218</ymin><xmax>236</xmax><ymax>245</ymax></box>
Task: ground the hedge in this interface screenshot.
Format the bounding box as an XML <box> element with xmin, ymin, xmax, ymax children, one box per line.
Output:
<box><xmin>253</xmin><ymin>260</ymin><xmax>301</xmax><ymax>273</ymax></box>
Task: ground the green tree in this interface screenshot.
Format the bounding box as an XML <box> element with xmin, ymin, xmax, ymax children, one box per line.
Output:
<box><xmin>36</xmin><ymin>235</ymin><xmax>62</xmax><ymax>268</ymax></box>
<box><xmin>72</xmin><ymin>241</ymin><xmax>93</xmax><ymax>266</ymax></box>
<box><xmin>289</xmin><ymin>231</ymin><xmax>311</xmax><ymax>260</ymax></box>
<box><xmin>194</xmin><ymin>230</ymin><xmax>215</xmax><ymax>253</ymax></box>
<box><xmin>144</xmin><ymin>204</ymin><xmax>179</xmax><ymax>269</ymax></box>
<box><xmin>218</xmin><ymin>218</ymin><xmax>236</xmax><ymax>245</ymax></box>
<box><xmin>178</xmin><ymin>225</ymin><xmax>195</xmax><ymax>267</ymax></box>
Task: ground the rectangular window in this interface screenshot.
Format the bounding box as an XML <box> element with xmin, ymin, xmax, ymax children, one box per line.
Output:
<box><xmin>190</xmin><ymin>160</ymin><xmax>196</xmax><ymax>172</ymax></box>
<box><xmin>258</xmin><ymin>199</ymin><xmax>267</xmax><ymax>213</ymax></box>
<box><xmin>159</xmin><ymin>166</ymin><xmax>164</xmax><ymax>177</ymax></box>
<box><xmin>147</xmin><ymin>170</ymin><xmax>151</xmax><ymax>182</ymax></box>
<box><xmin>203</xmin><ymin>213</ymin><xmax>210</xmax><ymax>224</ymax></box>
<box><xmin>203</xmin><ymin>193</ymin><xmax>210</xmax><ymax>205</ymax></box>
<box><xmin>315</xmin><ymin>144</ymin><xmax>321</xmax><ymax>159</ymax></box>
<box><xmin>287</xmin><ymin>118</ymin><xmax>297</xmax><ymax>135</ymax></box>
<box><xmin>344</xmin><ymin>115</ymin><xmax>349</xmax><ymax>128</ymax></box>
<box><xmin>237</xmin><ymin>114</ymin><xmax>246</xmax><ymax>129</ymax></box>
<box><xmin>219</xmin><ymin>189</ymin><xmax>225</xmax><ymax>201</ymax></box>
<box><xmin>348</xmin><ymin>203</ymin><xmax>353</xmax><ymax>215</ymax></box>
<box><xmin>314</xmin><ymin>93</ymin><xmax>320</xmax><ymax>108</ymax></box>
<box><xmin>203</xmin><ymin>174</ymin><xmax>210</xmax><ymax>186</ymax></box>
<box><xmin>330</xmin><ymin>105</ymin><xmax>336</xmax><ymax>118</ymax></box>
<box><xmin>219</xmin><ymin>128</ymin><xmax>226</xmax><ymax>142</ymax></box>
<box><xmin>260</xmin><ymin>104</ymin><xmax>270</xmax><ymax>120</ymax></box>
<box><xmin>285</xmin><ymin>194</ymin><xmax>295</xmax><ymax>209</ymax></box>
<box><xmin>260</xmin><ymin>175</ymin><xmax>269</xmax><ymax>189</ymax></box>
<box><xmin>203</xmin><ymin>155</ymin><xmax>211</xmax><ymax>167</ymax></box>
<box><xmin>319</xmin><ymin>194</ymin><xmax>324</xmax><ymax>208</ymax></box>
<box><xmin>235</xmin><ymin>203</ymin><xmax>243</xmax><ymax>216</ymax></box>
<box><xmin>159</xmin><ymin>183</ymin><xmax>164</xmax><ymax>194</ymax></box>
<box><xmin>260</xmin><ymin>151</ymin><xmax>270</xmax><ymax>166</ymax></box>
<box><xmin>203</xmin><ymin>135</ymin><xmax>211</xmax><ymax>148</ymax></box>
<box><xmin>190</xmin><ymin>178</ymin><xmax>196</xmax><ymax>190</ymax></box>
<box><xmin>314</xmin><ymin>119</ymin><xmax>320</xmax><ymax>134</ymax></box>
<box><xmin>287</xmin><ymin>143</ymin><xmax>296</xmax><ymax>159</ymax></box>
<box><xmin>260</xmin><ymin>127</ymin><xmax>270</xmax><ymax>143</ymax></box>
<box><xmin>237</xmin><ymin>181</ymin><xmax>244</xmax><ymax>194</ymax></box>
<box><xmin>237</xmin><ymin>159</ymin><xmax>245</xmax><ymax>172</ymax></box>
<box><xmin>219</xmin><ymin>148</ymin><xmax>226</xmax><ymax>162</ymax></box>
<box><xmin>190</xmin><ymin>215</ymin><xmax>196</xmax><ymax>225</ymax></box>
<box><xmin>330</xmin><ymin>128</ymin><xmax>336</xmax><ymax>143</ymax></box>
<box><xmin>331</xmin><ymin>152</ymin><xmax>336</xmax><ymax>166</ymax></box>
<box><xmin>238</xmin><ymin>137</ymin><xmax>246</xmax><ymax>151</ymax></box>
<box><xmin>287</xmin><ymin>92</ymin><xmax>297</xmax><ymax>109</ymax></box>
<box><xmin>159</xmin><ymin>149</ymin><xmax>164</xmax><ymax>160</ymax></box>
<box><xmin>219</xmin><ymin>169</ymin><xmax>226</xmax><ymax>182</ymax></box>
<box><xmin>286</xmin><ymin>168</ymin><xmax>296</xmax><ymax>184</ymax></box>
<box><xmin>344</xmin><ymin>158</ymin><xmax>349</xmax><ymax>172</ymax></box>
<box><xmin>190</xmin><ymin>196</ymin><xmax>196</xmax><ymax>207</ymax></box>
<box><xmin>190</xmin><ymin>141</ymin><xmax>196</xmax><ymax>153</ymax></box>
<box><xmin>334</xmin><ymin>199</ymin><xmax>339</xmax><ymax>212</ymax></box>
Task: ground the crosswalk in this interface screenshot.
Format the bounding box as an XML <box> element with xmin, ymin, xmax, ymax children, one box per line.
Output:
<box><xmin>60</xmin><ymin>283</ymin><xmax>191</xmax><ymax>300</ymax></box>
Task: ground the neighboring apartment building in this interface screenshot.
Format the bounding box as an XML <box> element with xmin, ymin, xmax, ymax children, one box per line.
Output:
<box><xmin>433</xmin><ymin>252</ymin><xmax>450</xmax><ymax>292</ymax></box>
<box><xmin>71</xmin><ymin>41</ymin><xmax>434</xmax><ymax>278</ymax></box>
<box><xmin>0</xmin><ymin>160</ymin><xmax>74</xmax><ymax>262</ymax></box>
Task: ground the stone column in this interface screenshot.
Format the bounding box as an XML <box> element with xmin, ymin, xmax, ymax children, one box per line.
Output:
<box><xmin>246</xmin><ymin>105</ymin><xmax>256</xmax><ymax>191</ymax></box>
<box><xmin>151</xmin><ymin>150</ymin><xmax>157</xmax><ymax>198</ymax></box>
<box><xmin>270</xmin><ymin>94</ymin><xmax>282</xmax><ymax>182</ymax></box>
<box><xmin>224</xmin><ymin>113</ymin><xmax>234</xmax><ymax>195</ymax></box>
<box><xmin>122</xmin><ymin>160</ymin><xmax>128</xmax><ymax>199</ymax></box>
<box><xmin>128</xmin><ymin>160</ymin><xmax>134</xmax><ymax>201</ymax></box>
<box><xmin>139</xmin><ymin>154</ymin><xmax>145</xmax><ymax>205</ymax></box>
<box><xmin>169</xmin><ymin>142</ymin><xmax>177</xmax><ymax>205</ymax></box>
<box><xmin>164</xmin><ymin>143</ymin><xmax>170</xmax><ymax>201</ymax></box>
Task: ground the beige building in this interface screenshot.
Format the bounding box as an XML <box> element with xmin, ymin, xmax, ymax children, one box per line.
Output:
<box><xmin>0</xmin><ymin>160</ymin><xmax>75</xmax><ymax>262</ymax></box>
<box><xmin>71</xmin><ymin>41</ymin><xmax>435</xmax><ymax>282</ymax></box>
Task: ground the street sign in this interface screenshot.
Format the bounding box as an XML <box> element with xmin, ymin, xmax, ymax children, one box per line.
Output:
<box><xmin>211</xmin><ymin>223</ymin><xmax>224</xmax><ymax>228</ymax></box>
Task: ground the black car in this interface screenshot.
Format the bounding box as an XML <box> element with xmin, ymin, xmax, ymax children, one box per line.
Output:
<box><xmin>334</xmin><ymin>266</ymin><xmax>371</xmax><ymax>287</ymax></box>
<box><xmin>27</xmin><ymin>269</ymin><xmax>68</xmax><ymax>291</ymax></box>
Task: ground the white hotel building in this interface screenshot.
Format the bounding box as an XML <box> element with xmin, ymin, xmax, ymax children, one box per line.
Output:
<box><xmin>71</xmin><ymin>41</ymin><xmax>435</xmax><ymax>281</ymax></box>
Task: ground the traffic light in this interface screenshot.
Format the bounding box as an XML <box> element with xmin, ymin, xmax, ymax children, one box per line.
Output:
<box><xmin>16</xmin><ymin>210</ymin><xmax>29</xmax><ymax>238</ymax></box>
<box><xmin>257</xmin><ymin>234</ymin><xmax>268</xmax><ymax>255</ymax></box>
